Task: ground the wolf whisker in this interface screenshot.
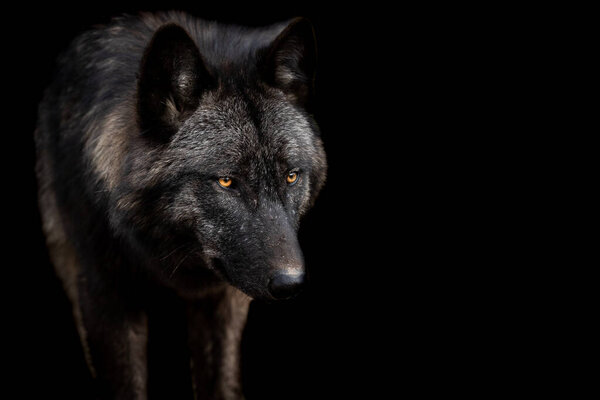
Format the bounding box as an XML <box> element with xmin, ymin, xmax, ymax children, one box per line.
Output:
<box><xmin>169</xmin><ymin>251</ymin><xmax>191</xmax><ymax>280</ymax></box>
<box><xmin>159</xmin><ymin>243</ymin><xmax>189</xmax><ymax>262</ymax></box>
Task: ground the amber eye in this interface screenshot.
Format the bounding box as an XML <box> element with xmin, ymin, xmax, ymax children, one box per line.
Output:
<box><xmin>218</xmin><ymin>177</ymin><xmax>233</xmax><ymax>188</ymax></box>
<box><xmin>286</xmin><ymin>171</ymin><xmax>299</xmax><ymax>185</ymax></box>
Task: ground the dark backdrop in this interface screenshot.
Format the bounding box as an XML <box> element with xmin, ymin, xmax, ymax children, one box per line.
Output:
<box><xmin>4</xmin><ymin>2</ymin><xmax>500</xmax><ymax>399</ymax></box>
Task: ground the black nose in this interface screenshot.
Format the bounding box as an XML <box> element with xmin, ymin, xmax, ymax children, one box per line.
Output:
<box><xmin>268</xmin><ymin>272</ymin><xmax>306</xmax><ymax>300</ymax></box>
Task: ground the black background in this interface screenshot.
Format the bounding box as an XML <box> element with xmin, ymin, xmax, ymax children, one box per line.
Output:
<box><xmin>4</xmin><ymin>2</ymin><xmax>503</xmax><ymax>399</ymax></box>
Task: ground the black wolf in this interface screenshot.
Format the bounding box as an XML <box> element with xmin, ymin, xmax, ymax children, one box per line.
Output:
<box><xmin>35</xmin><ymin>11</ymin><xmax>326</xmax><ymax>399</ymax></box>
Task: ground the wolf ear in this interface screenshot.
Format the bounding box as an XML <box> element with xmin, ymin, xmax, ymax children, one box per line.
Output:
<box><xmin>137</xmin><ymin>24</ymin><xmax>213</xmax><ymax>141</ymax></box>
<box><xmin>262</xmin><ymin>17</ymin><xmax>317</xmax><ymax>107</ymax></box>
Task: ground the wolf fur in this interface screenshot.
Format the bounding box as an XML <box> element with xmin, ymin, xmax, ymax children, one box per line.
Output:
<box><xmin>35</xmin><ymin>11</ymin><xmax>326</xmax><ymax>399</ymax></box>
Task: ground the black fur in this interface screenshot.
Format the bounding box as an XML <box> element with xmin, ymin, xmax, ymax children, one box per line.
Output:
<box><xmin>35</xmin><ymin>11</ymin><xmax>326</xmax><ymax>399</ymax></box>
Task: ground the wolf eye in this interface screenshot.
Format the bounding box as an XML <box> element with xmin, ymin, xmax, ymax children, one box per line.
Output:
<box><xmin>218</xmin><ymin>177</ymin><xmax>233</xmax><ymax>188</ymax></box>
<box><xmin>286</xmin><ymin>171</ymin><xmax>299</xmax><ymax>185</ymax></box>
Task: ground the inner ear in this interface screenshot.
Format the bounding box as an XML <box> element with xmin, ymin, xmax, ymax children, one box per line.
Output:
<box><xmin>261</xmin><ymin>17</ymin><xmax>317</xmax><ymax>107</ymax></box>
<box><xmin>137</xmin><ymin>24</ymin><xmax>213</xmax><ymax>142</ymax></box>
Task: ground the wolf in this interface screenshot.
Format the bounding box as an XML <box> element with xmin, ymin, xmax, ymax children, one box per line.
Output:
<box><xmin>34</xmin><ymin>11</ymin><xmax>326</xmax><ymax>399</ymax></box>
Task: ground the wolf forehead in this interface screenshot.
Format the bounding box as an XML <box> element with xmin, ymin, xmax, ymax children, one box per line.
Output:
<box><xmin>168</xmin><ymin>91</ymin><xmax>321</xmax><ymax>171</ymax></box>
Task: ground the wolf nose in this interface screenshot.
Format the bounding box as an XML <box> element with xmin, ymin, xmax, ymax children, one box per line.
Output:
<box><xmin>268</xmin><ymin>271</ymin><xmax>306</xmax><ymax>300</ymax></box>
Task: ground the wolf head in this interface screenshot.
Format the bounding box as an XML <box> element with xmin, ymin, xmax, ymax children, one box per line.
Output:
<box><xmin>114</xmin><ymin>18</ymin><xmax>326</xmax><ymax>301</ymax></box>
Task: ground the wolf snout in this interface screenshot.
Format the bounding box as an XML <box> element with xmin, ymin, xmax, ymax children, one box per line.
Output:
<box><xmin>268</xmin><ymin>270</ymin><xmax>306</xmax><ymax>300</ymax></box>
